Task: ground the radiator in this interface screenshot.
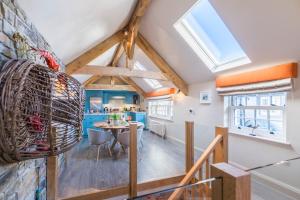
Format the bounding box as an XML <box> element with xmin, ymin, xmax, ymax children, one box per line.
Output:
<box><xmin>148</xmin><ymin>119</ymin><xmax>166</xmax><ymax>138</ymax></box>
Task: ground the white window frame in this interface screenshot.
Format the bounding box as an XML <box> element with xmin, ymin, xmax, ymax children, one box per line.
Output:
<box><xmin>148</xmin><ymin>99</ymin><xmax>174</xmax><ymax>121</ymax></box>
<box><xmin>134</xmin><ymin>61</ymin><xmax>162</xmax><ymax>89</ymax></box>
<box><xmin>227</xmin><ymin>93</ymin><xmax>287</xmax><ymax>142</ymax></box>
<box><xmin>174</xmin><ymin>0</ymin><xmax>251</xmax><ymax>73</ymax></box>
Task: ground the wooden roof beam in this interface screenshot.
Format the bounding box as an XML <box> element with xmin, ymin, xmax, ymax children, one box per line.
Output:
<box><xmin>84</xmin><ymin>42</ymin><xmax>125</xmax><ymax>87</ymax></box>
<box><xmin>120</xmin><ymin>76</ymin><xmax>146</xmax><ymax>97</ymax></box>
<box><xmin>66</xmin><ymin>30</ymin><xmax>124</xmax><ymax>75</ymax></box>
<box><xmin>85</xmin><ymin>84</ymin><xmax>136</xmax><ymax>91</ymax></box>
<box><xmin>125</xmin><ymin>0</ymin><xmax>151</xmax><ymax>60</ymax></box>
<box><xmin>111</xmin><ymin>43</ymin><xmax>124</xmax><ymax>67</ymax></box>
<box><xmin>136</xmin><ymin>33</ymin><xmax>188</xmax><ymax>95</ymax></box>
<box><xmin>74</xmin><ymin>66</ymin><xmax>168</xmax><ymax>81</ymax></box>
<box><xmin>82</xmin><ymin>75</ymin><xmax>102</xmax><ymax>88</ymax></box>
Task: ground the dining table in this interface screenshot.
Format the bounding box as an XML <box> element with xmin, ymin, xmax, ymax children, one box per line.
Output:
<box><xmin>94</xmin><ymin>121</ymin><xmax>142</xmax><ymax>151</ymax></box>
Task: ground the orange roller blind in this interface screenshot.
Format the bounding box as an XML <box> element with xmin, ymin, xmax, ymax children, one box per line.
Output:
<box><xmin>216</xmin><ymin>63</ymin><xmax>298</xmax><ymax>88</ymax></box>
<box><xmin>146</xmin><ymin>88</ymin><xmax>176</xmax><ymax>98</ymax></box>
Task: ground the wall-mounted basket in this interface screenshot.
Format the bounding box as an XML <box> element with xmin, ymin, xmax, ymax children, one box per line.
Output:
<box><xmin>0</xmin><ymin>59</ymin><xmax>84</xmax><ymax>163</ymax></box>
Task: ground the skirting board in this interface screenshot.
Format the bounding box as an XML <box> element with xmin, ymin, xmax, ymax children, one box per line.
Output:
<box><xmin>229</xmin><ymin>161</ymin><xmax>300</xmax><ymax>200</ymax></box>
<box><xmin>166</xmin><ymin>135</ymin><xmax>300</xmax><ymax>199</ymax></box>
<box><xmin>166</xmin><ymin>135</ymin><xmax>204</xmax><ymax>153</ymax></box>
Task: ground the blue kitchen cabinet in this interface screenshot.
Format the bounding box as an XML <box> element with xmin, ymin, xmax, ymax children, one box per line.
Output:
<box><xmin>126</xmin><ymin>93</ymin><xmax>133</xmax><ymax>104</ymax></box>
<box><xmin>84</xmin><ymin>90</ymin><xmax>103</xmax><ymax>112</ymax></box>
<box><xmin>85</xmin><ymin>90</ymin><xmax>140</xmax><ymax>109</ymax></box>
<box><xmin>129</xmin><ymin>112</ymin><xmax>147</xmax><ymax>129</ymax></box>
<box><xmin>82</xmin><ymin>114</ymin><xmax>108</xmax><ymax>137</ymax></box>
<box><xmin>103</xmin><ymin>93</ymin><xmax>109</xmax><ymax>104</ymax></box>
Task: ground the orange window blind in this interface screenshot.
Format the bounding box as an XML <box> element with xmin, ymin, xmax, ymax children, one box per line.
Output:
<box><xmin>216</xmin><ymin>63</ymin><xmax>298</xmax><ymax>88</ymax></box>
<box><xmin>146</xmin><ymin>88</ymin><xmax>176</xmax><ymax>98</ymax></box>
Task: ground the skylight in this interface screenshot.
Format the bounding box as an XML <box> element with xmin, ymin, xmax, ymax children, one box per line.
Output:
<box><xmin>134</xmin><ymin>62</ymin><xmax>163</xmax><ymax>89</ymax></box>
<box><xmin>174</xmin><ymin>0</ymin><xmax>251</xmax><ymax>72</ymax></box>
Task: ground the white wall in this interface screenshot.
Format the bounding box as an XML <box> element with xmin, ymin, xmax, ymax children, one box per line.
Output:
<box><xmin>153</xmin><ymin>81</ymin><xmax>223</xmax><ymax>150</ymax></box>
<box><xmin>148</xmin><ymin>78</ymin><xmax>300</xmax><ymax>197</ymax></box>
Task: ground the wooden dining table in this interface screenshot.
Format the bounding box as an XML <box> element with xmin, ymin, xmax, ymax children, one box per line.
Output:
<box><xmin>94</xmin><ymin>121</ymin><xmax>142</xmax><ymax>151</ymax></box>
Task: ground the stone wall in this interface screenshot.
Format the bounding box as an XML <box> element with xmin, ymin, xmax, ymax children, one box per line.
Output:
<box><xmin>0</xmin><ymin>0</ymin><xmax>64</xmax><ymax>200</ymax></box>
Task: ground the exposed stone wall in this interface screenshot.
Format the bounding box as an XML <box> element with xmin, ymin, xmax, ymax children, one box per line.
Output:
<box><xmin>0</xmin><ymin>0</ymin><xmax>63</xmax><ymax>67</ymax></box>
<box><xmin>0</xmin><ymin>0</ymin><xmax>64</xmax><ymax>199</ymax></box>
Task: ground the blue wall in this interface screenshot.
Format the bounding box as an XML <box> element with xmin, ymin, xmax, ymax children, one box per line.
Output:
<box><xmin>85</xmin><ymin>90</ymin><xmax>139</xmax><ymax>112</ymax></box>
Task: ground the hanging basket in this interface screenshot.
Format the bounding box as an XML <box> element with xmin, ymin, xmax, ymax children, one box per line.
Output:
<box><xmin>0</xmin><ymin>59</ymin><xmax>84</xmax><ymax>163</ymax></box>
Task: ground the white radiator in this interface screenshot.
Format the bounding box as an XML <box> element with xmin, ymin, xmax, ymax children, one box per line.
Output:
<box><xmin>148</xmin><ymin>119</ymin><xmax>166</xmax><ymax>138</ymax></box>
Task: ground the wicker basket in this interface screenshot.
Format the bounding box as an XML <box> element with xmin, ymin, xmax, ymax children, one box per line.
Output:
<box><xmin>0</xmin><ymin>59</ymin><xmax>84</xmax><ymax>163</ymax></box>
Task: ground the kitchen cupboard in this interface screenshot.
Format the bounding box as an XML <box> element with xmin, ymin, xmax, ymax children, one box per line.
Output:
<box><xmin>82</xmin><ymin>114</ymin><xmax>108</xmax><ymax>137</ymax></box>
<box><xmin>85</xmin><ymin>90</ymin><xmax>139</xmax><ymax>112</ymax></box>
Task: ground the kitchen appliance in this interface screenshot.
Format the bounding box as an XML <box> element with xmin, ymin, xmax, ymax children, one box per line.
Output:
<box><xmin>133</xmin><ymin>95</ymin><xmax>139</xmax><ymax>104</ymax></box>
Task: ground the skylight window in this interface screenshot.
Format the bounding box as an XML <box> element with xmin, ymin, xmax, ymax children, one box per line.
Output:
<box><xmin>174</xmin><ymin>0</ymin><xmax>251</xmax><ymax>72</ymax></box>
<box><xmin>134</xmin><ymin>62</ymin><xmax>163</xmax><ymax>89</ymax></box>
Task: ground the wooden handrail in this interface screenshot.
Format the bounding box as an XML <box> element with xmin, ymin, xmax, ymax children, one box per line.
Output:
<box><xmin>168</xmin><ymin>134</ymin><xmax>223</xmax><ymax>200</ymax></box>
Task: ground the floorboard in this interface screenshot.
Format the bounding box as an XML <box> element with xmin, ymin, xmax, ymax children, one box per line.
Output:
<box><xmin>58</xmin><ymin>131</ymin><xmax>199</xmax><ymax>198</ymax></box>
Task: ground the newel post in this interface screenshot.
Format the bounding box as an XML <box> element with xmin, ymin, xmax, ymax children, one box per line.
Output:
<box><xmin>185</xmin><ymin>121</ymin><xmax>194</xmax><ymax>173</ymax></box>
<box><xmin>47</xmin><ymin>155</ymin><xmax>58</xmax><ymax>200</ymax></box>
<box><xmin>213</xmin><ymin>127</ymin><xmax>228</xmax><ymax>163</ymax></box>
<box><xmin>211</xmin><ymin>163</ymin><xmax>251</xmax><ymax>200</ymax></box>
<box><xmin>129</xmin><ymin>123</ymin><xmax>138</xmax><ymax>198</ymax></box>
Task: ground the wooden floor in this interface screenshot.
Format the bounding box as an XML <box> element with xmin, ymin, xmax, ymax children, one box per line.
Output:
<box><xmin>58</xmin><ymin>131</ymin><xmax>200</xmax><ymax>198</ymax></box>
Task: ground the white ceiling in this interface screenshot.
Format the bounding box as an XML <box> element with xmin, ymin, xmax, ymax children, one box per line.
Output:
<box><xmin>17</xmin><ymin>0</ymin><xmax>300</xmax><ymax>89</ymax></box>
<box><xmin>139</xmin><ymin>0</ymin><xmax>300</xmax><ymax>81</ymax></box>
<box><xmin>118</xmin><ymin>46</ymin><xmax>175</xmax><ymax>92</ymax></box>
<box><xmin>71</xmin><ymin>44</ymin><xmax>118</xmax><ymax>83</ymax></box>
<box><xmin>17</xmin><ymin>0</ymin><xmax>136</xmax><ymax>63</ymax></box>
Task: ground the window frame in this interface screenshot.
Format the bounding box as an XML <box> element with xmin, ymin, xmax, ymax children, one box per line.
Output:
<box><xmin>174</xmin><ymin>0</ymin><xmax>251</xmax><ymax>72</ymax></box>
<box><xmin>134</xmin><ymin>61</ymin><xmax>163</xmax><ymax>89</ymax></box>
<box><xmin>148</xmin><ymin>99</ymin><xmax>174</xmax><ymax>121</ymax></box>
<box><xmin>227</xmin><ymin>93</ymin><xmax>287</xmax><ymax>142</ymax></box>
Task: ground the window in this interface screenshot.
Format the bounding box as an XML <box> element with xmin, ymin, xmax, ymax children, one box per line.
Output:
<box><xmin>144</xmin><ymin>79</ymin><xmax>162</xmax><ymax>89</ymax></box>
<box><xmin>174</xmin><ymin>0</ymin><xmax>251</xmax><ymax>72</ymax></box>
<box><xmin>227</xmin><ymin>93</ymin><xmax>286</xmax><ymax>142</ymax></box>
<box><xmin>148</xmin><ymin>99</ymin><xmax>173</xmax><ymax>120</ymax></box>
<box><xmin>134</xmin><ymin>62</ymin><xmax>162</xmax><ymax>89</ymax></box>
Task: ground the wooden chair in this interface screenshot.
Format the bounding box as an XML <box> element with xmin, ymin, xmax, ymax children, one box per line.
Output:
<box><xmin>87</xmin><ymin>128</ymin><xmax>112</xmax><ymax>160</ymax></box>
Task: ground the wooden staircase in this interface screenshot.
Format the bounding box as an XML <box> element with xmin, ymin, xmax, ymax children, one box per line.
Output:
<box><xmin>168</xmin><ymin>125</ymin><xmax>228</xmax><ymax>200</ymax></box>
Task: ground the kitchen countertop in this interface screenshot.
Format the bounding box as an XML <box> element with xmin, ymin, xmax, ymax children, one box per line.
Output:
<box><xmin>84</xmin><ymin>111</ymin><xmax>146</xmax><ymax>115</ymax></box>
<box><xmin>84</xmin><ymin>113</ymin><xmax>108</xmax><ymax>115</ymax></box>
<box><xmin>84</xmin><ymin>113</ymin><xmax>123</xmax><ymax>115</ymax></box>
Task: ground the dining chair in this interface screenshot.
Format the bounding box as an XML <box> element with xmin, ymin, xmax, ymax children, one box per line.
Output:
<box><xmin>118</xmin><ymin>124</ymin><xmax>144</xmax><ymax>156</ymax></box>
<box><xmin>87</xmin><ymin>128</ymin><xmax>112</xmax><ymax>161</ymax></box>
<box><xmin>137</xmin><ymin>123</ymin><xmax>144</xmax><ymax>148</ymax></box>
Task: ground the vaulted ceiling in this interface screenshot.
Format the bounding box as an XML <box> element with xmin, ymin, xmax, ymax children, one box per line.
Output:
<box><xmin>17</xmin><ymin>0</ymin><xmax>300</xmax><ymax>94</ymax></box>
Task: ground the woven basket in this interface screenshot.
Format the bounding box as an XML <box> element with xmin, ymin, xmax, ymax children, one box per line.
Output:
<box><xmin>0</xmin><ymin>59</ymin><xmax>84</xmax><ymax>163</ymax></box>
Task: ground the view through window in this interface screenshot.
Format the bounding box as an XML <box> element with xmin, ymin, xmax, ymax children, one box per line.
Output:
<box><xmin>228</xmin><ymin>92</ymin><xmax>286</xmax><ymax>142</ymax></box>
<box><xmin>174</xmin><ymin>0</ymin><xmax>251</xmax><ymax>72</ymax></box>
<box><xmin>134</xmin><ymin>61</ymin><xmax>162</xmax><ymax>89</ymax></box>
<box><xmin>148</xmin><ymin>99</ymin><xmax>173</xmax><ymax>120</ymax></box>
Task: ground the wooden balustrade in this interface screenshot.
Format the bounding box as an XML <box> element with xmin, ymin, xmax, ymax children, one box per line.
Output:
<box><xmin>168</xmin><ymin>126</ymin><xmax>228</xmax><ymax>200</ymax></box>
<box><xmin>56</xmin><ymin>122</ymin><xmax>186</xmax><ymax>200</ymax></box>
<box><xmin>185</xmin><ymin>121</ymin><xmax>195</xmax><ymax>199</ymax></box>
<box><xmin>211</xmin><ymin>163</ymin><xmax>251</xmax><ymax>200</ymax></box>
<box><xmin>46</xmin><ymin>121</ymin><xmax>250</xmax><ymax>200</ymax></box>
<box><xmin>47</xmin><ymin>156</ymin><xmax>58</xmax><ymax>200</ymax></box>
<box><xmin>185</xmin><ymin>121</ymin><xmax>194</xmax><ymax>173</ymax></box>
<box><xmin>214</xmin><ymin>127</ymin><xmax>228</xmax><ymax>163</ymax></box>
<box><xmin>129</xmin><ymin>123</ymin><xmax>138</xmax><ymax>198</ymax></box>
